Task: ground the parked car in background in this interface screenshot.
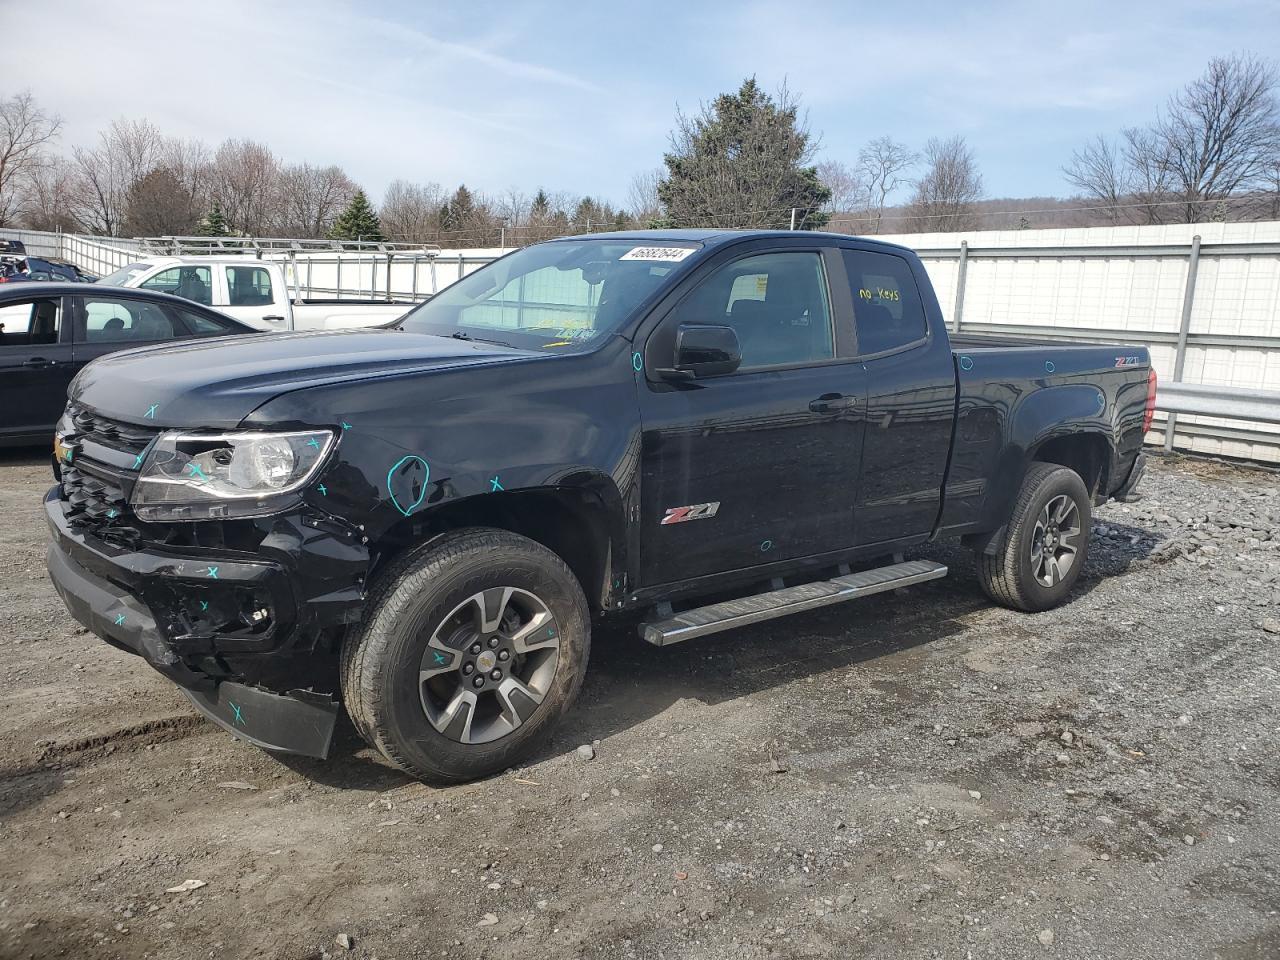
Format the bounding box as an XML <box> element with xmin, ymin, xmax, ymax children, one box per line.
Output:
<box><xmin>101</xmin><ymin>257</ymin><xmax>413</xmax><ymax>331</ymax></box>
<box><xmin>0</xmin><ymin>255</ymin><xmax>97</xmax><ymax>283</ymax></box>
<box><xmin>0</xmin><ymin>239</ymin><xmax>27</xmax><ymax>255</ymax></box>
<box><xmin>0</xmin><ymin>282</ymin><xmax>255</xmax><ymax>446</ymax></box>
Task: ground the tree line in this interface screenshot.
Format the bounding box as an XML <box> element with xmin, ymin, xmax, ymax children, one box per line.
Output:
<box><xmin>0</xmin><ymin>52</ymin><xmax>1276</xmax><ymax>245</ymax></box>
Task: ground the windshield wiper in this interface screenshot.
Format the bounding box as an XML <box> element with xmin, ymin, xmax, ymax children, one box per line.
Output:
<box><xmin>450</xmin><ymin>331</ymin><xmax>513</xmax><ymax>348</ymax></box>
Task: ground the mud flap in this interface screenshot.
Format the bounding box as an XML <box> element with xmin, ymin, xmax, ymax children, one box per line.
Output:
<box><xmin>1113</xmin><ymin>452</ymin><xmax>1146</xmax><ymax>502</ymax></box>
<box><xmin>182</xmin><ymin>681</ymin><xmax>338</xmax><ymax>759</ymax></box>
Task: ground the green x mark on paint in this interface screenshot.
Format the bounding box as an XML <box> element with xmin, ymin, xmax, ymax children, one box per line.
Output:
<box><xmin>306</xmin><ymin>436</ymin><xmax>321</xmax><ymax>449</ymax></box>
<box><xmin>490</xmin><ymin>476</ymin><xmax>503</xmax><ymax>492</ymax></box>
<box><xmin>206</xmin><ymin>566</ymin><xmax>219</xmax><ymax>579</ymax></box>
<box><xmin>229</xmin><ymin>701</ymin><xmax>246</xmax><ymax>726</ymax></box>
<box><xmin>317</xmin><ymin>483</ymin><xmax>327</xmax><ymax>496</ymax></box>
<box><xmin>144</xmin><ymin>403</ymin><xmax>159</xmax><ymax>419</ymax></box>
<box><xmin>433</xmin><ymin>650</ymin><xmax>449</xmax><ymax>665</ymax></box>
<box><xmin>186</xmin><ymin>462</ymin><xmax>209</xmax><ymax>482</ymax></box>
<box><xmin>114</xmin><ymin>613</ymin><xmax>126</xmax><ymax>626</ymax></box>
<box><xmin>199</xmin><ymin>600</ymin><xmax>208</xmax><ymax>611</ymax></box>
<box><xmin>341</xmin><ymin>421</ymin><xmax>352</xmax><ymax>430</ymax></box>
<box><xmin>106</xmin><ymin>508</ymin><xmax>117</xmax><ymax>519</ymax></box>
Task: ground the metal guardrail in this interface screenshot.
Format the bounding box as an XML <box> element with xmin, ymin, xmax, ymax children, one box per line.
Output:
<box><xmin>1156</xmin><ymin>383</ymin><xmax>1280</xmax><ymax>423</ymax></box>
<box><xmin>1155</xmin><ymin>382</ymin><xmax>1280</xmax><ymax>453</ymax></box>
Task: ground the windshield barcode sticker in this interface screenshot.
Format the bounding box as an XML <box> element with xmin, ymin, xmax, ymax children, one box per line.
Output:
<box><xmin>620</xmin><ymin>246</ymin><xmax>696</xmax><ymax>262</ymax></box>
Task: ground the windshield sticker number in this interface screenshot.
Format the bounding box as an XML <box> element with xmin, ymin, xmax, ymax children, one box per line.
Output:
<box><xmin>620</xmin><ymin>246</ymin><xmax>696</xmax><ymax>263</ymax></box>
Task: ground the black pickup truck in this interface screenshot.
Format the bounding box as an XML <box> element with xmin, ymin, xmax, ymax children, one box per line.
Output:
<box><xmin>44</xmin><ymin>231</ymin><xmax>1154</xmax><ymax>783</ymax></box>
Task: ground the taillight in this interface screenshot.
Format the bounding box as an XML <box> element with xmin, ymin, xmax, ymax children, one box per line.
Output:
<box><xmin>1143</xmin><ymin>368</ymin><xmax>1157</xmax><ymax>434</ymax></box>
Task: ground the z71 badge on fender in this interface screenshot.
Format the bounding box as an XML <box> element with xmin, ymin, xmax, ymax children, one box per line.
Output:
<box><xmin>661</xmin><ymin>501</ymin><xmax>721</xmax><ymax>525</ymax></box>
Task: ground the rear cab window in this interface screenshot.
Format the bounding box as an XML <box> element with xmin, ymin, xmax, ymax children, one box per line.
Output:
<box><xmin>841</xmin><ymin>249</ymin><xmax>927</xmax><ymax>356</ymax></box>
<box><xmin>225</xmin><ymin>266</ymin><xmax>273</xmax><ymax>306</ymax></box>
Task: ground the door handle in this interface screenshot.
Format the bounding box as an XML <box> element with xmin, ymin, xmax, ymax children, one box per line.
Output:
<box><xmin>263</xmin><ymin>315</ymin><xmax>286</xmax><ymax>323</ymax></box>
<box><xmin>22</xmin><ymin>358</ymin><xmax>55</xmax><ymax>368</ymax></box>
<box><xmin>809</xmin><ymin>394</ymin><xmax>860</xmax><ymax>414</ymax></box>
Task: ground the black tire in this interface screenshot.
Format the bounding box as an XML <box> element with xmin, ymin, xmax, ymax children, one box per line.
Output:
<box><xmin>340</xmin><ymin>528</ymin><xmax>590</xmax><ymax>784</ymax></box>
<box><xmin>976</xmin><ymin>461</ymin><xmax>1092</xmax><ymax>612</ymax></box>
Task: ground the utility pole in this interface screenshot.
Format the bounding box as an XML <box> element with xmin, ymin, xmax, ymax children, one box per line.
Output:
<box><xmin>789</xmin><ymin>208</ymin><xmax>797</xmax><ymax>230</ymax></box>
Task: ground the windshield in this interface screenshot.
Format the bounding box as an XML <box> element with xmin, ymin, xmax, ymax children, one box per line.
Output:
<box><xmin>100</xmin><ymin>263</ymin><xmax>152</xmax><ymax>286</ymax></box>
<box><xmin>396</xmin><ymin>239</ymin><xmax>701</xmax><ymax>349</ymax></box>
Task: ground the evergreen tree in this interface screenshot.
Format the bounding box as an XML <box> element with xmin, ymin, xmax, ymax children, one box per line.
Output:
<box><xmin>328</xmin><ymin>189</ymin><xmax>384</xmax><ymax>242</ymax></box>
<box><xmin>197</xmin><ymin>202</ymin><xmax>231</xmax><ymax>237</ymax></box>
<box><xmin>658</xmin><ymin>78</ymin><xmax>831</xmax><ymax>230</ymax></box>
<box><xmin>530</xmin><ymin>189</ymin><xmax>551</xmax><ymax>219</ymax></box>
<box><xmin>442</xmin><ymin>185</ymin><xmax>476</xmax><ymax>232</ymax></box>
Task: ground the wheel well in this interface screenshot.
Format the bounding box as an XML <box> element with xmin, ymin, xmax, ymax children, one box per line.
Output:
<box><xmin>1031</xmin><ymin>433</ymin><xmax>1110</xmax><ymax>498</ymax></box>
<box><xmin>371</xmin><ymin>489</ymin><xmax>613</xmax><ymax>612</ymax></box>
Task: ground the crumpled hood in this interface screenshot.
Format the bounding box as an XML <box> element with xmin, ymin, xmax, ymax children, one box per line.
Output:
<box><xmin>69</xmin><ymin>328</ymin><xmax>536</xmax><ymax>429</ymax></box>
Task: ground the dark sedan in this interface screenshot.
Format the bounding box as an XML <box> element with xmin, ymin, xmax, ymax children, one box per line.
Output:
<box><xmin>0</xmin><ymin>283</ymin><xmax>256</xmax><ymax>446</ymax></box>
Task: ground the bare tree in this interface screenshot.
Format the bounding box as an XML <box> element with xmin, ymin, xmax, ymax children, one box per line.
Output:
<box><xmin>162</xmin><ymin>137</ymin><xmax>212</xmax><ymax>220</ymax></box>
<box><xmin>0</xmin><ymin>91</ymin><xmax>62</xmax><ymax>226</ymax></box>
<box><xmin>626</xmin><ymin>168</ymin><xmax>663</xmax><ymax>224</ymax></box>
<box><xmin>1066</xmin><ymin>54</ymin><xmax>1280</xmax><ymax>225</ymax></box>
<box><xmin>1155</xmin><ymin>54</ymin><xmax>1280</xmax><ymax>221</ymax></box>
<box><xmin>22</xmin><ymin>155</ymin><xmax>78</xmax><ymax>232</ymax></box>
<box><xmin>858</xmin><ymin>137</ymin><xmax>915</xmax><ymax>233</ymax></box>
<box><xmin>208</xmin><ymin>138</ymin><xmax>279</xmax><ymax>236</ymax></box>
<box><xmin>1265</xmin><ymin>155</ymin><xmax>1280</xmax><ymax>219</ymax></box>
<box><xmin>1121</xmin><ymin>126</ymin><xmax>1176</xmax><ymax>224</ymax></box>
<box><xmin>380</xmin><ymin>179</ymin><xmax>445</xmax><ymax>242</ymax></box>
<box><xmin>490</xmin><ymin>188</ymin><xmax>531</xmax><ymax>246</ymax></box>
<box><xmin>816</xmin><ymin>160</ymin><xmax>864</xmax><ymax>216</ymax></box>
<box><xmin>1063</xmin><ymin>134</ymin><xmax>1132</xmax><ymax>223</ymax></box>
<box><xmin>69</xmin><ymin>118</ymin><xmax>165</xmax><ymax>235</ymax></box>
<box><xmin>274</xmin><ymin>163</ymin><xmax>357</xmax><ymax>238</ymax></box>
<box><xmin>910</xmin><ymin>135</ymin><xmax>983</xmax><ymax>232</ymax></box>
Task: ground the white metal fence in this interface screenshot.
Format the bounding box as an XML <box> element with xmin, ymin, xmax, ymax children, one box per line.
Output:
<box><xmin>5</xmin><ymin>222</ymin><xmax>1280</xmax><ymax>463</ymax></box>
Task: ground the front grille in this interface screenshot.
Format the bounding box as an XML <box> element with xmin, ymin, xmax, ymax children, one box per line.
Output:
<box><xmin>61</xmin><ymin>404</ymin><xmax>160</xmax><ymax>525</ymax></box>
<box><xmin>71</xmin><ymin>407</ymin><xmax>158</xmax><ymax>448</ymax></box>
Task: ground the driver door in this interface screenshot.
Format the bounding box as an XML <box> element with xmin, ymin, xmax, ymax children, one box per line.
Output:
<box><xmin>636</xmin><ymin>245</ymin><xmax>867</xmax><ymax>586</ymax></box>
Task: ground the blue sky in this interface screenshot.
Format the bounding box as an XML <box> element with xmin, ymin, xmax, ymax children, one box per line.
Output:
<box><xmin>12</xmin><ymin>0</ymin><xmax>1280</xmax><ymax>207</ymax></box>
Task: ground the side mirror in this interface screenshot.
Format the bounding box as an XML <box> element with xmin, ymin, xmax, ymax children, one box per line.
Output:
<box><xmin>658</xmin><ymin>323</ymin><xmax>742</xmax><ymax>380</ymax></box>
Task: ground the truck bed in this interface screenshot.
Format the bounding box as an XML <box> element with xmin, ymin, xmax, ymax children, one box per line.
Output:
<box><xmin>938</xmin><ymin>333</ymin><xmax>1150</xmax><ymax>540</ymax></box>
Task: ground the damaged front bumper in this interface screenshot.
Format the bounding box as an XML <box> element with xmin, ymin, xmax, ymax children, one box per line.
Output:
<box><xmin>44</xmin><ymin>490</ymin><xmax>364</xmax><ymax>758</ymax></box>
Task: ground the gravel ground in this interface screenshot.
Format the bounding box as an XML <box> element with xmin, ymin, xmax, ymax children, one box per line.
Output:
<box><xmin>0</xmin><ymin>448</ymin><xmax>1277</xmax><ymax>960</ymax></box>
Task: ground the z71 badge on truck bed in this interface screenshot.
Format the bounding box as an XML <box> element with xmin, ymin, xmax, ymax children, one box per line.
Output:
<box><xmin>45</xmin><ymin>230</ymin><xmax>1154</xmax><ymax>784</ymax></box>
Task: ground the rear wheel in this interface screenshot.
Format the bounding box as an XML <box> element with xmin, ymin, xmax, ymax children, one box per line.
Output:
<box><xmin>976</xmin><ymin>461</ymin><xmax>1091</xmax><ymax>612</ymax></box>
<box><xmin>341</xmin><ymin>528</ymin><xmax>590</xmax><ymax>784</ymax></box>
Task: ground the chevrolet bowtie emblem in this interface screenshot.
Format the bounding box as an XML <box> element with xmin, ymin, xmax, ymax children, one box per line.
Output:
<box><xmin>53</xmin><ymin>434</ymin><xmax>77</xmax><ymax>464</ymax></box>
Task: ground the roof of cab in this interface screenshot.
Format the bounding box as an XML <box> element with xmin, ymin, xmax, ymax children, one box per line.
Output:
<box><xmin>556</xmin><ymin>228</ymin><xmax>919</xmax><ymax>256</ymax></box>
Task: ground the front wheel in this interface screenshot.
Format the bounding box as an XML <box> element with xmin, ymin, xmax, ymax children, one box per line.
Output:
<box><xmin>976</xmin><ymin>461</ymin><xmax>1091</xmax><ymax>612</ymax></box>
<box><xmin>341</xmin><ymin>528</ymin><xmax>590</xmax><ymax>784</ymax></box>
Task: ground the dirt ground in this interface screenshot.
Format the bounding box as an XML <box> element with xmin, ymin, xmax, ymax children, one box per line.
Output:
<box><xmin>0</xmin><ymin>448</ymin><xmax>1277</xmax><ymax>960</ymax></box>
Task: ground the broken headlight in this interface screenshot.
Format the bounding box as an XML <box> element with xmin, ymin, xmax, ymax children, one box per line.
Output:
<box><xmin>131</xmin><ymin>430</ymin><xmax>334</xmax><ymax>520</ymax></box>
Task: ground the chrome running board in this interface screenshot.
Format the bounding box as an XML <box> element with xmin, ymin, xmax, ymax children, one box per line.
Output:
<box><xmin>639</xmin><ymin>560</ymin><xmax>948</xmax><ymax>647</ymax></box>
